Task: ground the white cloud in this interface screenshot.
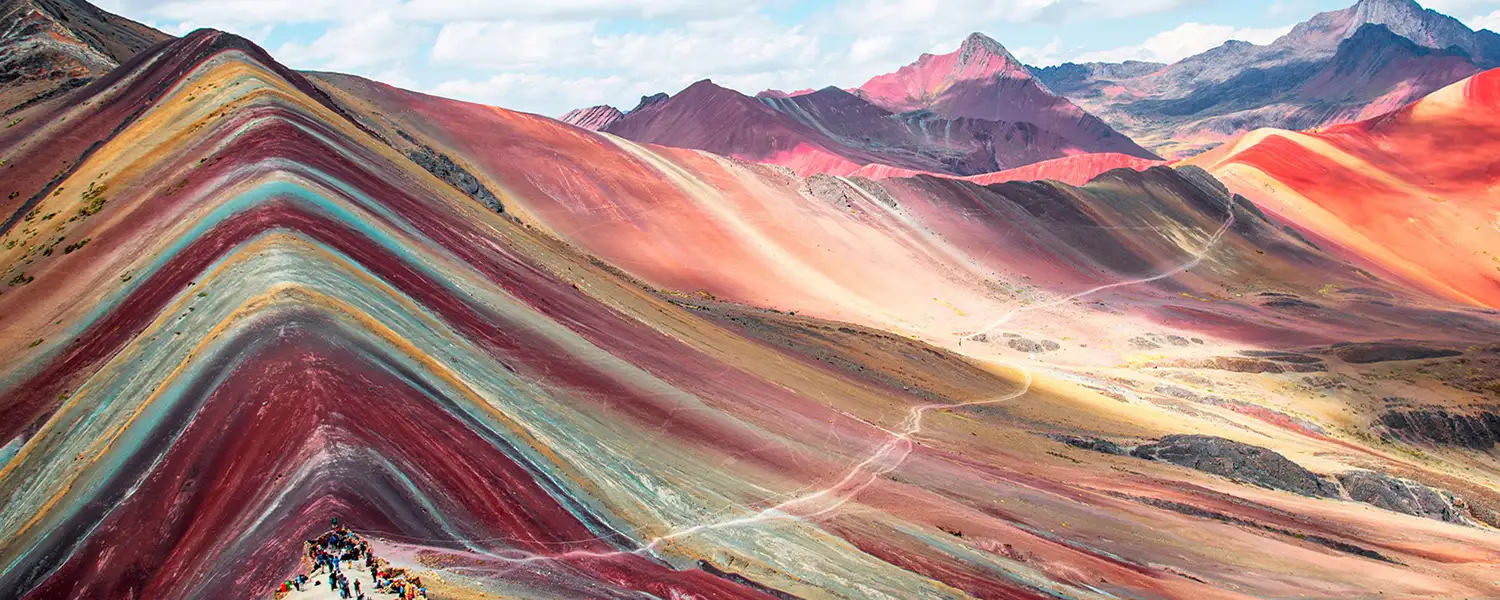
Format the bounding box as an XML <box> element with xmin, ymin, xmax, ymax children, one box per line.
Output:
<box><xmin>132</xmin><ymin>0</ymin><xmax>397</xmax><ymax>25</ymax></box>
<box><xmin>828</xmin><ymin>0</ymin><xmax>1195</xmax><ymax>37</ymax></box>
<box><xmin>399</xmin><ymin>0</ymin><xmax>754</xmax><ymax>21</ymax></box>
<box><xmin>1414</xmin><ymin>0</ymin><xmax>1500</xmax><ymax>30</ymax></box>
<box><xmin>429</xmin><ymin>73</ymin><xmax>663</xmax><ymax>115</ymax></box>
<box><xmin>429</xmin><ymin>13</ymin><xmax>822</xmax><ymax>81</ymax></box>
<box><xmin>431</xmin><ymin>21</ymin><xmax>597</xmax><ymax>71</ymax></box>
<box><xmin>1470</xmin><ymin>8</ymin><xmax>1500</xmax><ymax>30</ymax></box>
<box><xmin>1070</xmin><ymin>22</ymin><xmax>1293</xmax><ymax>65</ymax></box>
<box><xmin>596</xmin><ymin>17</ymin><xmax>822</xmax><ymax>78</ymax></box>
<box><xmin>848</xmin><ymin>36</ymin><xmax>895</xmax><ymax>64</ymax></box>
<box><xmin>1012</xmin><ymin>37</ymin><xmax>1068</xmax><ymax>65</ymax></box>
<box><xmin>276</xmin><ymin>12</ymin><xmax>426</xmax><ymax>71</ymax></box>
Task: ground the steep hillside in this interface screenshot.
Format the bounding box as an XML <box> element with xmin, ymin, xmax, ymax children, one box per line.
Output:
<box><xmin>1188</xmin><ymin>67</ymin><xmax>1500</xmax><ymax>308</ymax></box>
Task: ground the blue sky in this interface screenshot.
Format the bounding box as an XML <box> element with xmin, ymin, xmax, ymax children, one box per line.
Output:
<box><xmin>94</xmin><ymin>0</ymin><xmax>1500</xmax><ymax>116</ymax></box>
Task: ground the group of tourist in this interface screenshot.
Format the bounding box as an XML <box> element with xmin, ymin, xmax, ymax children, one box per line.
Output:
<box><xmin>274</xmin><ymin>519</ymin><xmax>428</xmax><ymax>600</ymax></box>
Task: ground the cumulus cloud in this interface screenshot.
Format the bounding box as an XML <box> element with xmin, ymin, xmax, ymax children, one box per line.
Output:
<box><xmin>428</xmin><ymin>73</ymin><xmax>661</xmax><ymax>116</ymax></box>
<box><xmin>1469</xmin><ymin>8</ymin><xmax>1500</xmax><ymax>30</ymax></box>
<box><xmin>112</xmin><ymin>0</ymin><xmax>397</xmax><ymax>25</ymax></box>
<box><xmin>1012</xmin><ymin>37</ymin><xmax>1069</xmax><ymax>66</ymax></box>
<box><xmin>277</xmin><ymin>12</ymin><xmax>427</xmax><ymax>72</ymax></box>
<box><xmin>1069</xmin><ymin>22</ymin><xmax>1294</xmax><ymax>64</ymax></box>
<box><xmin>400</xmin><ymin>0</ymin><xmax>754</xmax><ymax>21</ymax></box>
<box><xmin>1412</xmin><ymin>0</ymin><xmax>1500</xmax><ymax>30</ymax></box>
<box><xmin>431</xmin><ymin>21</ymin><xmax>596</xmax><ymax>71</ymax></box>
<box><xmin>828</xmin><ymin>0</ymin><xmax>1196</xmax><ymax>37</ymax></box>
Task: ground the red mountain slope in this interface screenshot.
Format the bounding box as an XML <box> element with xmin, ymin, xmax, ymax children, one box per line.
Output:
<box><xmin>1189</xmin><ymin>67</ymin><xmax>1500</xmax><ymax>307</ymax></box>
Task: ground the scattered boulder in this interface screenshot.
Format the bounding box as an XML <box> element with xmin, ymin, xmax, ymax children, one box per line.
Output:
<box><xmin>1338</xmin><ymin>471</ymin><xmax>1471</xmax><ymax>525</ymax></box>
<box><xmin>1131</xmin><ymin>434</ymin><xmax>1340</xmax><ymax>498</ymax></box>
<box><xmin>1007</xmin><ymin>337</ymin><xmax>1060</xmax><ymax>353</ymax></box>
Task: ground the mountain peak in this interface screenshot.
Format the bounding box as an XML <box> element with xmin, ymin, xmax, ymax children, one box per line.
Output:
<box><xmin>1278</xmin><ymin>0</ymin><xmax>1500</xmax><ymax>67</ymax></box>
<box><xmin>956</xmin><ymin>31</ymin><xmax>1021</xmax><ymax>67</ymax></box>
<box><xmin>1353</xmin><ymin>0</ymin><xmax>1422</xmax><ymax>11</ymax></box>
<box><xmin>960</xmin><ymin>32</ymin><xmax>1003</xmax><ymax>54</ymax></box>
<box><xmin>629</xmin><ymin>92</ymin><xmax>670</xmax><ymax>113</ymax></box>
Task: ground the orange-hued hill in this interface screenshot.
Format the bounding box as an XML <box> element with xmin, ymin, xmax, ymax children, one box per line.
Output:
<box><xmin>1189</xmin><ymin>67</ymin><xmax>1500</xmax><ymax>307</ymax></box>
<box><xmin>967</xmin><ymin>153</ymin><xmax>1165</xmax><ymax>186</ymax></box>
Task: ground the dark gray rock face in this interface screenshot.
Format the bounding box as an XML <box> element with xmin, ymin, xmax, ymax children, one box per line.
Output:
<box><xmin>1048</xmin><ymin>434</ymin><xmax>1125</xmax><ymax>455</ymax></box>
<box><xmin>1326</xmin><ymin>342</ymin><xmax>1462</xmax><ymax>363</ymax></box>
<box><xmin>1338</xmin><ymin>470</ymin><xmax>1470</xmax><ymax>524</ymax></box>
<box><xmin>628</xmin><ymin>92</ymin><xmax>670</xmax><ymax>113</ymax></box>
<box><xmin>1131</xmin><ymin>434</ymin><xmax>1340</xmax><ymax>497</ymax></box>
<box><xmin>1379</xmin><ymin>410</ymin><xmax>1500</xmax><ymax>450</ymax></box>
<box><xmin>402</xmin><ymin>145</ymin><xmax>504</xmax><ymax>214</ymax></box>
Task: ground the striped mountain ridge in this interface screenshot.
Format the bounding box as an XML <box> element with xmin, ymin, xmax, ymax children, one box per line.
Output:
<box><xmin>2</xmin><ymin>11</ymin><xmax>1500</xmax><ymax>600</ymax></box>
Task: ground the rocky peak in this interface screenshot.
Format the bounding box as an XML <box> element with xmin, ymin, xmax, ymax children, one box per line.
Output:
<box><xmin>1283</xmin><ymin>0</ymin><xmax>1500</xmax><ymax>66</ymax></box>
<box><xmin>956</xmin><ymin>31</ymin><xmax>1025</xmax><ymax>72</ymax></box>
<box><xmin>629</xmin><ymin>91</ymin><xmax>669</xmax><ymax>113</ymax></box>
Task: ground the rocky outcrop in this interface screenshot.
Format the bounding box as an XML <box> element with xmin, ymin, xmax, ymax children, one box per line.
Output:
<box><xmin>1048</xmin><ymin>434</ymin><xmax>1125</xmax><ymax>455</ymax></box>
<box><xmin>1132</xmin><ymin>435</ymin><xmax>1340</xmax><ymax>497</ymax></box>
<box><xmin>629</xmin><ymin>92</ymin><xmax>669</xmax><ymax>113</ymax></box>
<box><xmin>397</xmin><ymin>131</ymin><xmax>504</xmax><ymax>213</ymax></box>
<box><xmin>1379</xmin><ymin>409</ymin><xmax>1500</xmax><ymax>449</ymax></box>
<box><xmin>1006</xmin><ymin>337</ymin><xmax>1059</xmax><ymax>353</ymax></box>
<box><xmin>1326</xmin><ymin>342</ymin><xmax>1462</xmax><ymax>363</ymax></box>
<box><xmin>1338</xmin><ymin>470</ymin><xmax>1471</xmax><ymax>524</ymax></box>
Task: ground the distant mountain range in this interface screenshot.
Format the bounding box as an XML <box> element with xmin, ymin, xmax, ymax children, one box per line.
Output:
<box><xmin>562</xmin><ymin>0</ymin><xmax>1500</xmax><ymax>171</ymax></box>
<box><xmin>564</xmin><ymin>33</ymin><xmax>1158</xmax><ymax>178</ymax></box>
<box><xmin>1034</xmin><ymin>0</ymin><xmax>1498</xmax><ymax>157</ymax></box>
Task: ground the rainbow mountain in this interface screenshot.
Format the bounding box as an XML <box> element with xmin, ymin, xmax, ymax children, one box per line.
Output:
<box><xmin>0</xmin><ymin>11</ymin><xmax>1499</xmax><ymax>600</ymax></box>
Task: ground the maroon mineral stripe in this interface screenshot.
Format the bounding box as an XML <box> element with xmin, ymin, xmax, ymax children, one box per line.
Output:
<box><xmin>25</xmin><ymin>321</ymin><xmax>779</xmax><ymax>600</ymax></box>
